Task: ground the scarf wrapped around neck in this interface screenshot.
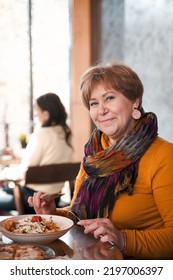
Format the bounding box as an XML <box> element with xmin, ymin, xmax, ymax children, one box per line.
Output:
<box><xmin>72</xmin><ymin>112</ymin><xmax>158</xmax><ymax>219</ymax></box>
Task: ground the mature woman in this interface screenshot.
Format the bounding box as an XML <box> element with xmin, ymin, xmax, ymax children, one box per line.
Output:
<box><xmin>28</xmin><ymin>63</ymin><xmax>173</xmax><ymax>259</ymax></box>
<box><xmin>0</xmin><ymin>93</ymin><xmax>73</xmax><ymax>213</ymax></box>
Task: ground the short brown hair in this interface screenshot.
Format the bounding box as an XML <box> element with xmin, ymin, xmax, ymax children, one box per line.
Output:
<box><xmin>80</xmin><ymin>62</ymin><xmax>144</xmax><ymax>111</ymax></box>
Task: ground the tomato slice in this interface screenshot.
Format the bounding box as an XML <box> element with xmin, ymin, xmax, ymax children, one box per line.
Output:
<box><xmin>31</xmin><ymin>216</ymin><xmax>42</xmax><ymax>222</ymax></box>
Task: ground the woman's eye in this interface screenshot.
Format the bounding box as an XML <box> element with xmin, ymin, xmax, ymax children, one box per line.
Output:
<box><xmin>89</xmin><ymin>101</ymin><xmax>98</xmax><ymax>107</ymax></box>
<box><xmin>106</xmin><ymin>95</ymin><xmax>115</xmax><ymax>101</ymax></box>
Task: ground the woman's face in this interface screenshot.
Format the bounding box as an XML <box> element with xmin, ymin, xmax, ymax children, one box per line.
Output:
<box><xmin>34</xmin><ymin>103</ymin><xmax>49</xmax><ymax>125</ymax></box>
<box><xmin>89</xmin><ymin>84</ymin><xmax>138</xmax><ymax>143</ymax></box>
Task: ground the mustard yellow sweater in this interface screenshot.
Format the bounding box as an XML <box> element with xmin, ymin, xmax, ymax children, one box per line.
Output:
<box><xmin>71</xmin><ymin>136</ymin><xmax>173</xmax><ymax>259</ymax></box>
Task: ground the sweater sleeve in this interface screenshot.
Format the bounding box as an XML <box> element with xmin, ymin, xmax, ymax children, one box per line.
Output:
<box><xmin>125</xmin><ymin>141</ymin><xmax>173</xmax><ymax>259</ymax></box>
<box><xmin>70</xmin><ymin>162</ymin><xmax>86</xmax><ymax>206</ymax></box>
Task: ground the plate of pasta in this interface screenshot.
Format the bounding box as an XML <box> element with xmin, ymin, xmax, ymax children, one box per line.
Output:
<box><xmin>0</xmin><ymin>215</ymin><xmax>73</xmax><ymax>244</ymax></box>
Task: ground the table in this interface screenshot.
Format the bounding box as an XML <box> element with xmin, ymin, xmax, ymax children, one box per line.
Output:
<box><xmin>0</xmin><ymin>156</ymin><xmax>21</xmax><ymax>167</ymax></box>
<box><xmin>0</xmin><ymin>216</ymin><xmax>123</xmax><ymax>260</ymax></box>
<box><xmin>0</xmin><ymin>156</ymin><xmax>22</xmax><ymax>188</ymax></box>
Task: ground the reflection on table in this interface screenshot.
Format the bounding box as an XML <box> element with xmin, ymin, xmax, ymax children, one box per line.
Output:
<box><xmin>48</xmin><ymin>225</ymin><xmax>123</xmax><ymax>260</ymax></box>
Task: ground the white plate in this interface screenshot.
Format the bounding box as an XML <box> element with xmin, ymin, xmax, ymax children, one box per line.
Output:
<box><xmin>0</xmin><ymin>243</ymin><xmax>56</xmax><ymax>259</ymax></box>
<box><xmin>2</xmin><ymin>235</ymin><xmax>12</xmax><ymax>244</ymax></box>
<box><xmin>0</xmin><ymin>214</ymin><xmax>73</xmax><ymax>245</ymax></box>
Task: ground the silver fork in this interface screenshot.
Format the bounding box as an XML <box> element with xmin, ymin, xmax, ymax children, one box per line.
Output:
<box><xmin>68</xmin><ymin>210</ymin><xmax>117</xmax><ymax>246</ymax></box>
<box><xmin>28</xmin><ymin>192</ymin><xmax>65</xmax><ymax>207</ymax></box>
<box><xmin>40</xmin><ymin>192</ymin><xmax>65</xmax><ymax>202</ymax></box>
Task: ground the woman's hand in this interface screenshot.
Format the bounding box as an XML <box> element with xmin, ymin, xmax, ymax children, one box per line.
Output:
<box><xmin>27</xmin><ymin>191</ymin><xmax>56</xmax><ymax>215</ymax></box>
<box><xmin>77</xmin><ymin>218</ymin><xmax>125</xmax><ymax>251</ymax></box>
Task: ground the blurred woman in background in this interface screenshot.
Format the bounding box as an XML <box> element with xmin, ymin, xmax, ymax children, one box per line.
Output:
<box><xmin>0</xmin><ymin>92</ymin><xmax>73</xmax><ymax>213</ymax></box>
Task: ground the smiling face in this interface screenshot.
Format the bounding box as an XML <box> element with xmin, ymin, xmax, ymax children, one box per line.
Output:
<box><xmin>89</xmin><ymin>84</ymin><xmax>139</xmax><ymax>144</ymax></box>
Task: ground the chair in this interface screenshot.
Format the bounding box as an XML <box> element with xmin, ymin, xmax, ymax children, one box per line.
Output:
<box><xmin>13</xmin><ymin>162</ymin><xmax>81</xmax><ymax>215</ymax></box>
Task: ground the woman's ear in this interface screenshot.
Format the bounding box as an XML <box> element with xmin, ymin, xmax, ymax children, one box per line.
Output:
<box><xmin>133</xmin><ymin>98</ymin><xmax>140</xmax><ymax>110</ymax></box>
<box><xmin>43</xmin><ymin>110</ymin><xmax>50</xmax><ymax>121</ymax></box>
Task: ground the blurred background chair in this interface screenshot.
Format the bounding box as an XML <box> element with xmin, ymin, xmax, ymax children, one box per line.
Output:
<box><xmin>11</xmin><ymin>162</ymin><xmax>80</xmax><ymax>215</ymax></box>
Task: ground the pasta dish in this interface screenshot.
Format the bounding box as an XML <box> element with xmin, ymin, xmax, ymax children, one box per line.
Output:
<box><xmin>4</xmin><ymin>215</ymin><xmax>60</xmax><ymax>234</ymax></box>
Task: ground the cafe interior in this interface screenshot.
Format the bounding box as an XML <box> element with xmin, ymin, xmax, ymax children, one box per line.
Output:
<box><xmin>0</xmin><ymin>0</ymin><xmax>173</xmax><ymax>260</ymax></box>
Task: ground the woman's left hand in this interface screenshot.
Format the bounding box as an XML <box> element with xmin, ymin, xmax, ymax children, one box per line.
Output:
<box><xmin>77</xmin><ymin>218</ymin><xmax>124</xmax><ymax>251</ymax></box>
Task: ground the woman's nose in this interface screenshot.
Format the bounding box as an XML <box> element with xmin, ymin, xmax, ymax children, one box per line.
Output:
<box><xmin>98</xmin><ymin>103</ymin><xmax>108</xmax><ymax>115</ymax></box>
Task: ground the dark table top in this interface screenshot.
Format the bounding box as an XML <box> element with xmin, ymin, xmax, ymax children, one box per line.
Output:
<box><xmin>49</xmin><ymin>224</ymin><xmax>123</xmax><ymax>260</ymax></box>
<box><xmin>0</xmin><ymin>216</ymin><xmax>123</xmax><ymax>260</ymax></box>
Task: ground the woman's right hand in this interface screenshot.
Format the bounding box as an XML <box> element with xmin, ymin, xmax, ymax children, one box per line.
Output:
<box><xmin>28</xmin><ymin>191</ymin><xmax>57</xmax><ymax>215</ymax></box>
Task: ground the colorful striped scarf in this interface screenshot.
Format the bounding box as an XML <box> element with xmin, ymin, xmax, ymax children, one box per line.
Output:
<box><xmin>72</xmin><ymin>112</ymin><xmax>158</xmax><ymax>219</ymax></box>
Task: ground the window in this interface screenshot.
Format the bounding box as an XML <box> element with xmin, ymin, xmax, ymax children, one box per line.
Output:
<box><xmin>0</xmin><ymin>0</ymin><xmax>70</xmax><ymax>150</ymax></box>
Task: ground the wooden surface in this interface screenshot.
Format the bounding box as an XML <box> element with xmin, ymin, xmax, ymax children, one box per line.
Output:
<box><xmin>71</xmin><ymin>0</ymin><xmax>92</xmax><ymax>161</ymax></box>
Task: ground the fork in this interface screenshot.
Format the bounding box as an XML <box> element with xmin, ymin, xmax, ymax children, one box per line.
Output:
<box><xmin>68</xmin><ymin>210</ymin><xmax>117</xmax><ymax>246</ymax></box>
<box><xmin>28</xmin><ymin>192</ymin><xmax>65</xmax><ymax>207</ymax></box>
<box><xmin>40</xmin><ymin>192</ymin><xmax>65</xmax><ymax>202</ymax></box>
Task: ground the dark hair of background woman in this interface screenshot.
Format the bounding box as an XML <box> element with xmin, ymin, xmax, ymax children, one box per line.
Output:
<box><xmin>36</xmin><ymin>92</ymin><xmax>72</xmax><ymax>148</ymax></box>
